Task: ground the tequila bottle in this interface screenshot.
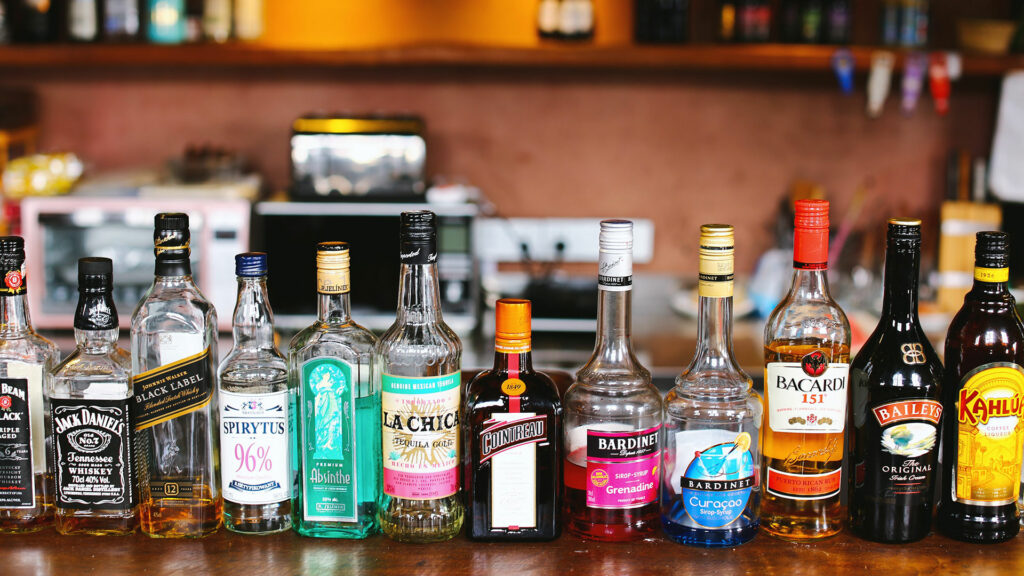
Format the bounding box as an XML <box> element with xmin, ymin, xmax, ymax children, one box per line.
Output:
<box><xmin>290</xmin><ymin>242</ymin><xmax>379</xmax><ymax>538</ymax></box>
<box><xmin>48</xmin><ymin>257</ymin><xmax>137</xmax><ymax>535</ymax></box>
<box><xmin>131</xmin><ymin>213</ymin><xmax>221</xmax><ymax>538</ymax></box>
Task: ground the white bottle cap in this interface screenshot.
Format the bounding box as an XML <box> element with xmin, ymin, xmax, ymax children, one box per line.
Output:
<box><xmin>599</xmin><ymin>219</ymin><xmax>633</xmax><ymax>291</ymax></box>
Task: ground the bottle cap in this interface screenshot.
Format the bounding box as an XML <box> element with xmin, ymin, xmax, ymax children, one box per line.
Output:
<box><xmin>887</xmin><ymin>217</ymin><xmax>921</xmax><ymax>244</ymax></box>
<box><xmin>400</xmin><ymin>210</ymin><xmax>437</xmax><ymax>265</ymax></box>
<box><xmin>154</xmin><ymin>212</ymin><xmax>191</xmax><ymax>256</ymax></box>
<box><xmin>975</xmin><ymin>231</ymin><xmax>1010</xmax><ymax>271</ymax></box>
<box><xmin>78</xmin><ymin>256</ymin><xmax>113</xmax><ymax>293</ymax></box>
<box><xmin>598</xmin><ymin>219</ymin><xmax>633</xmax><ymax>291</ymax></box>
<box><xmin>0</xmin><ymin>235</ymin><xmax>26</xmax><ymax>296</ymax></box>
<box><xmin>235</xmin><ymin>252</ymin><xmax>268</xmax><ymax>277</ymax></box>
<box><xmin>495</xmin><ymin>298</ymin><xmax>531</xmax><ymax>353</ymax></box>
<box><xmin>698</xmin><ymin>224</ymin><xmax>734</xmax><ymax>298</ymax></box>
<box><xmin>599</xmin><ymin>219</ymin><xmax>633</xmax><ymax>253</ymax></box>
<box><xmin>75</xmin><ymin>257</ymin><xmax>117</xmax><ymax>330</ymax></box>
<box><xmin>793</xmin><ymin>199</ymin><xmax>830</xmax><ymax>270</ymax></box>
<box><xmin>316</xmin><ymin>242</ymin><xmax>350</xmax><ymax>294</ymax></box>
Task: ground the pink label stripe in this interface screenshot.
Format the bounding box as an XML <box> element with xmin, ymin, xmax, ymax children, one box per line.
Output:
<box><xmin>383</xmin><ymin>468</ymin><xmax>457</xmax><ymax>500</ymax></box>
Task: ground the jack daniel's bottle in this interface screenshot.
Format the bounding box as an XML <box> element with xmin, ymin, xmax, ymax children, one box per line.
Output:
<box><xmin>849</xmin><ymin>219</ymin><xmax>942</xmax><ymax>543</ymax></box>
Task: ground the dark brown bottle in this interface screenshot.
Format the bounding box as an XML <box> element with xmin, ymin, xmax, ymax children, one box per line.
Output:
<box><xmin>938</xmin><ymin>231</ymin><xmax>1024</xmax><ymax>543</ymax></box>
<box><xmin>465</xmin><ymin>299</ymin><xmax>561</xmax><ymax>541</ymax></box>
<box><xmin>848</xmin><ymin>218</ymin><xmax>943</xmax><ymax>543</ymax></box>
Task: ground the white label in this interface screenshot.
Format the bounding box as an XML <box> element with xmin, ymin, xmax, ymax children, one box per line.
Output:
<box><xmin>598</xmin><ymin>251</ymin><xmax>632</xmax><ymax>291</ymax></box>
<box><xmin>219</xmin><ymin>390</ymin><xmax>290</xmax><ymax>505</ymax></box>
<box><xmin>671</xmin><ymin>429</ymin><xmax>738</xmax><ymax>493</ymax></box>
<box><xmin>766</xmin><ymin>361</ymin><xmax>849</xmax><ymax>434</ymax></box>
<box><xmin>9</xmin><ymin>362</ymin><xmax>44</xmax><ymax>474</ymax></box>
<box><xmin>488</xmin><ymin>413</ymin><xmax>538</xmax><ymax>529</ymax></box>
<box><xmin>158</xmin><ymin>332</ymin><xmax>205</xmax><ymax>366</ymax></box>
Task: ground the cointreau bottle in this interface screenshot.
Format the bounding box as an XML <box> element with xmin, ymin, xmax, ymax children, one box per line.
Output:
<box><xmin>761</xmin><ymin>199</ymin><xmax>851</xmax><ymax>540</ymax></box>
<box><xmin>465</xmin><ymin>299</ymin><xmax>562</xmax><ymax>541</ymax></box>
<box><xmin>938</xmin><ymin>231</ymin><xmax>1024</xmax><ymax>542</ymax></box>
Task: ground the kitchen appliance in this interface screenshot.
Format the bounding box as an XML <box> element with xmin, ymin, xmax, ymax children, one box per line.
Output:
<box><xmin>20</xmin><ymin>196</ymin><xmax>250</xmax><ymax>330</ymax></box>
<box><xmin>290</xmin><ymin>115</ymin><xmax>427</xmax><ymax>201</ymax></box>
<box><xmin>254</xmin><ymin>200</ymin><xmax>478</xmax><ymax>332</ymax></box>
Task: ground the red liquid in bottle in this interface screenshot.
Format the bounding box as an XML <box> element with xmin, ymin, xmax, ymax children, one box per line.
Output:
<box><xmin>563</xmin><ymin>447</ymin><xmax>659</xmax><ymax>541</ymax></box>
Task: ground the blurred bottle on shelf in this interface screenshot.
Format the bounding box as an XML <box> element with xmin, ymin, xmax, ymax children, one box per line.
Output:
<box><xmin>538</xmin><ymin>0</ymin><xmax>560</xmax><ymax>39</ymax></box>
<box><xmin>184</xmin><ymin>0</ymin><xmax>201</xmax><ymax>41</ymax></box>
<box><xmin>67</xmin><ymin>0</ymin><xmax>99</xmax><ymax>42</ymax></box>
<box><xmin>635</xmin><ymin>0</ymin><xmax>689</xmax><ymax>44</ymax></box>
<box><xmin>719</xmin><ymin>0</ymin><xmax>737</xmax><ymax>41</ymax></box>
<box><xmin>826</xmin><ymin>0</ymin><xmax>850</xmax><ymax>44</ymax></box>
<box><xmin>800</xmin><ymin>0</ymin><xmax>824</xmax><ymax>43</ymax></box>
<box><xmin>103</xmin><ymin>0</ymin><xmax>140</xmax><ymax>41</ymax></box>
<box><xmin>558</xmin><ymin>0</ymin><xmax>593</xmax><ymax>41</ymax></box>
<box><xmin>234</xmin><ymin>0</ymin><xmax>262</xmax><ymax>41</ymax></box>
<box><xmin>203</xmin><ymin>0</ymin><xmax>230</xmax><ymax>42</ymax></box>
<box><xmin>147</xmin><ymin>0</ymin><xmax>184</xmax><ymax>43</ymax></box>
<box><xmin>882</xmin><ymin>0</ymin><xmax>927</xmax><ymax>47</ymax></box>
<box><xmin>10</xmin><ymin>0</ymin><xmax>57</xmax><ymax>43</ymax></box>
<box><xmin>779</xmin><ymin>0</ymin><xmax>801</xmax><ymax>42</ymax></box>
<box><xmin>735</xmin><ymin>0</ymin><xmax>770</xmax><ymax>42</ymax></box>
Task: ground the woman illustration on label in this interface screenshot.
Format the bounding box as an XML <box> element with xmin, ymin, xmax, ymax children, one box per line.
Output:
<box><xmin>312</xmin><ymin>365</ymin><xmax>345</xmax><ymax>460</ymax></box>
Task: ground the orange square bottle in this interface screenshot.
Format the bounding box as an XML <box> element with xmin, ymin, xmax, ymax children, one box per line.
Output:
<box><xmin>761</xmin><ymin>199</ymin><xmax>851</xmax><ymax>540</ymax></box>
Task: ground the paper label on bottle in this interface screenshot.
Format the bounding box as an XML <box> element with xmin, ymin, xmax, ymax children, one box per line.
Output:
<box><xmin>698</xmin><ymin>253</ymin><xmax>734</xmax><ymax>298</ymax></box>
<box><xmin>300</xmin><ymin>357</ymin><xmax>358</xmax><ymax>523</ymax></box>
<box><xmin>0</xmin><ymin>366</ymin><xmax>41</xmax><ymax>508</ymax></box>
<box><xmin>869</xmin><ymin>399</ymin><xmax>941</xmax><ymax>498</ymax></box>
<box><xmin>953</xmin><ymin>363</ymin><xmax>1024</xmax><ymax>506</ymax></box>
<box><xmin>766</xmin><ymin>466</ymin><xmax>841</xmax><ymax>500</ymax></box>
<box><xmin>671</xmin><ymin>430</ymin><xmax>755</xmax><ymax>529</ymax></box>
<box><xmin>133</xmin><ymin>347</ymin><xmax>213</xmax><ymax>430</ymax></box>
<box><xmin>598</xmin><ymin>251</ymin><xmax>632</xmax><ymax>292</ymax></box>
<box><xmin>483</xmin><ymin>413</ymin><xmax>543</xmax><ymax>529</ymax></box>
<box><xmin>382</xmin><ymin>372</ymin><xmax>460</xmax><ymax>500</ymax></box>
<box><xmin>220</xmin><ymin>390</ymin><xmax>290</xmax><ymax>506</ymax></box>
<box><xmin>51</xmin><ymin>398</ymin><xmax>136</xmax><ymax>510</ymax></box>
<box><xmin>766</xmin><ymin>355</ymin><xmax>849</xmax><ymax>434</ymax></box>
<box><xmin>585</xmin><ymin>425</ymin><xmax>659</xmax><ymax>509</ymax></box>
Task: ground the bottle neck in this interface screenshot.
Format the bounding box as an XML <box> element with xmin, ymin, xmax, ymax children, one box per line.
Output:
<box><xmin>589</xmin><ymin>288</ymin><xmax>641</xmax><ymax>370</ymax></box>
<box><xmin>880</xmin><ymin>241</ymin><xmax>920</xmax><ymax>327</ymax></box>
<box><xmin>788</xmin><ymin>267</ymin><xmax>834</xmax><ymax>302</ymax></box>
<box><xmin>492</xmin><ymin>348</ymin><xmax>534</xmax><ymax>374</ymax></box>
<box><xmin>396</xmin><ymin>263</ymin><xmax>443</xmax><ymax>324</ymax></box>
<box><xmin>0</xmin><ymin>293</ymin><xmax>32</xmax><ymax>336</ymax></box>
<box><xmin>75</xmin><ymin>328</ymin><xmax>118</xmax><ymax>354</ymax></box>
<box><xmin>688</xmin><ymin>293</ymin><xmax>737</xmax><ymax>372</ymax></box>
<box><xmin>318</xmin><ymin>290</ymin><xmax>352</xmax><ymax>325</ymax></box>
<box><xmin>232</xmin><ymin>276</ymin><xmax>275</xmax><ymax>351</ymax></box>
<box><xmin>155</xmin><ymin>254</ymin><xmax>191</xmax><ymax>278</ymax></box>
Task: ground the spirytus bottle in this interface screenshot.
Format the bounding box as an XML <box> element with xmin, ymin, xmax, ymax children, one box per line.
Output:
<box><xmin>661</xmin><ymin>224</ymin><xmax>762</xmax><ymax>547</ymax></box>
<box><xmin>289</xmin><ymin>242</ymin><xmax>379</xmax><ymax>538</ymax></box>
<box><xmin>48</xmin><ymin>257</ymin><xmax>138</xmax><ymax>535</ymax></box>
<box><xmin>0</xmin><ymin>237</ymin><xmax>58</xmax><ymax>533</ymax></box>
<box><xmin>218</xmin><ymin>253</ymin><xmax>291</xmax><ymax>534</ymax></box>
<box><xmin>465</xmin><ymin>299</ymin><xmax>562</xmax><ymax>541</ymax></box>
<box><xmin>563</xmin><ymin>220</ymin><xmax>663</xmax><ymax>541</ymax></box>
<box><xmin>761</xmin><ymin>199</ymin><xmax>851</xmax><ymax>540</ymax></box>
<box><xmin>938</xmin><ymin>231</ymin><xmax>1024</xmax><ymax>542</ymax></box>
<box><xmin>131</xmin><ymin>213</ymin><xmax>222</xmax><ymax>538</ymax></box>
<box><xmin>848</xmin><ymin>219</ymin><xmax>943</xmax><ymax>543</ymax></box>
<box><xmin>376</xmin><ymin>211</ymin><xmax>463</xmax><ymax>543</ymax></box>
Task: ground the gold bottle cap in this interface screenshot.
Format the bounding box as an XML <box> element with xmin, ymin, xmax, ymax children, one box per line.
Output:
<box><xmin>316</xmin><ymin>242</ymin><xmax>350</xmax><ymax>294</ymax></box>
<box><xmin>888</xmin><ymin>217</ymin><xmax>922</xmax><ymax>227</ymax></box>
<box><xmin>698</xmin><ymin>224</ymin><xmax>734</xmax><ymax>299</ymax></box>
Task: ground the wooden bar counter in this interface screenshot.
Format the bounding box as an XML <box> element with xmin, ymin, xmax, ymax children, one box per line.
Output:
<box><xmin>7</xmin><ymin>527</ymin><xmax>1024</xmax><ymax>575</ymax></box>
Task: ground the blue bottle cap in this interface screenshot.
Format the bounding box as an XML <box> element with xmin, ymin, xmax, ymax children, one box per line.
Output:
<box><xmin>235</xmin><ymin>252</ymin><xmax>268</xmax><ymax>277</ymax></box>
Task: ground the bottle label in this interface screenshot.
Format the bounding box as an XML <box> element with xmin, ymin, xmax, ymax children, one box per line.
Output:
<box><xmin>698</xmin><ymin>251</ymin><xmax>733</xmax><ymax>298</ymax></box>
<box><xmin>219</xmin><ymin>389</ymin><xmax>290</xmax><ymax>506</ymax></box>
<box><xmin>671</xmin><ymin>430</ymin><xmax>755</xmax><ymax>529</ymax></box>
<box><xmin>0</xmin><ymin>256</ymin><xmax>26</xmax><ymax>296</ymax></box>
<box><xmin>132</xmin><ymin>347</ymin><xmax>213</xmax><ymax>430</ymax></box>
<box><xmin>953</xmin><ymin>363</ymin><xmax>1024</xmax><ymax>506</ymax></box>
<box><xmin>299</xmin><ymin>357</ymin><xmax>358</xmax><ymax>523</ymax></box>
<box><xmin>399</xmin><ymin>242</ymin><xmax>437</xmax><ymax>265</ymax></box>
<box><xmin>585</xmin><ymin>425</ymin><xmax>660</xmax><ymax>509</ymax></box>
<box><xmin>50</xmin><ymin>398</ymin><xmax>136</xmax><ymax>510</ymax></box>
<box><xmin>766</xmin><ymin>467</ymin><xmax>841</xmax><ymax>500</ymax></box>
<box><xmin>974</xmin><ymin>267</ymin><xmax>1009</xmax><ymax>283</ymax></box>
<box><xmin>0</xmin><ymin>366</ymin><xmax>42</xmax><ymax>508</ymax></box>
<box><xmin>870</xmin><ymin>398</ymin><xmax>941</xmax><ymax>498</ymax></box>
<box><xmin>317</xmin><ymin>267</ymin><xmax>350</xmax><ymax>295</ymax></box>
<box><xmin>766</xmin><ymin>353</ymin><xmax>849</xmax><ymax>434</ymax></box>
<box><xmin>598</xmin><ymin>251</ymin><xmax>632</xmax><ymax>292</ymax></box>
<box><xmin>382</xmin><ymin>372</ymin><xmax>460</xmax><ymax>500</ymax></box>
<box><xmin>481</xmin><ymin>413</ymin><xmax>546</xmax><ymax>529</ymax></box>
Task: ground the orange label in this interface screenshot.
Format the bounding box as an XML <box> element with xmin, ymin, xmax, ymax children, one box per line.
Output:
<box><xmin>766</xmin><ymin>467</ymin><xmax>841</xmax><ymax>500</ymax></box>
<box><xmin>501</xmin><ymin>378</ymin><xmax>526</xmax><ymax>397</ymax></box>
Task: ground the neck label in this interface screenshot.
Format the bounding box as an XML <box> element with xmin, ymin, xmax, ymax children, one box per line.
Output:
<box><xmin>975</xmin><ymin>267</ymin><xmax>1009</xmax><ymax>283</ymax></box>
<box><xmin>598</xmin><ymin>251</ymin><xmax>632</xmax><ymax>291</ymax></box>
<box><xmin>317</xmin><ymin>267</ymin><xmax>350</xmax><ymax>295</ymax></box>
<box><xmin>698</xmin><ymin>253</ymin><xmax>733</xmax><ymax>298</ymax></box>
<box><xmin>0</xmin><ymin>263</ymin><xmax>25</xmax><ymax>296</ymax></box>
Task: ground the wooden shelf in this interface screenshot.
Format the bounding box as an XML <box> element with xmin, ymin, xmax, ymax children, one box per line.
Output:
<box><xmin>0</xmin><ymin>42</ymin><xmax>1020</xmax><ymax>75</ymax></box>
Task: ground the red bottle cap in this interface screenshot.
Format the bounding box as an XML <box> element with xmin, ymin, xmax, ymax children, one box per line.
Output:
<box><xmin>793</xmin><ymin>199</ymin><xmax>829</xmax><ymax>270</ymax></box>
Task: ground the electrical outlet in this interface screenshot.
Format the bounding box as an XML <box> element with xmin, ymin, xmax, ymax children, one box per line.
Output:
<box><xmin>474</xmin><ymin>218</ymin><xmax>654</xmax><ymax>263</ymax></box>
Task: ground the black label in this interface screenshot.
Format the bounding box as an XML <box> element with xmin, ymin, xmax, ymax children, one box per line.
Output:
<box><xmin>132</xmin><ymin>348</ymin><xmax>212</xmax><ymax>430</ymax></box>
<box><xmin>51</xmin><ymin>398</ymin><xmax>136</xmax><ymax>510</ymax></box>
<box><xmin>0</xmin><ymin>378</ymin><xmax>33</xmax><ymax>507</ymax></box>
<box><xmin>149</xmin><ymin>480</ymin><xmax>195</xmax><ymax>499</ymax></box>
<box><xmin>598</xmin><ymin>274</ymin><xmax>632</xmax><ymax>287</ymax></box>
<box><xmin>400</xmin><ymin>241</ymin><xmax>437</xmax><ymax>265</ymax></box>
<box><xmin>682</xmin><ymin>476</ymin><xmax>756</xmax><ymax>492</ymax></box>
<box><xmin>587</xmin><ymin>427</ymin><xmax>660</xmax><ymax>460</ymax></box>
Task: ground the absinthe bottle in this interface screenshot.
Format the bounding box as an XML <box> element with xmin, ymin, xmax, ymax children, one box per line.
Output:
<box><xmin>376</xmin><ymin>211</ymin><xmax>463</xmax><ymax>543</ymax></box>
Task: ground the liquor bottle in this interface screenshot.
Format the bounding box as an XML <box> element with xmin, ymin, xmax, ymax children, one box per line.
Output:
<box><xmin>289</xmin><ymin>242</ymin><xmax>379</xmax><ymax>538</ymax></box>
<box><xmin>47</xmin><ymin>257</ymin><xmax>137</xmax><ymax>535</ymax></box>
<box><xmin>377</xmin><ymin>211</ymin><xmax>463</xmax><ymax>543</ymax></box>
<box><xmin>103</xmin><ymin>0</ymin><xmax>140</xmax><ymax>41</ymax></box>
<box><xmin>557</xmin><ymin>0</ymin><xmax>593</xmax><ymax>41</ymax></box>
<box><xmin>465</xmin><ymin>299</ymin><xmax>562</xmax><ymax>541</ymax></box>
<box><xmin>218</xmin><ymin>253</ymin><xmax>290</xmax><ymax>534</ymax></box>
<box><xmin>537</xmin><ymin>0</ymin><xmax>560</xmax><ymax>39</ymax></box>
<box><xmin>202</xmin><ymin>0</ymin><xmax>230</xmax><ymax>42</ymax></box>
<box><xmin>761</xmin><ymin>199</ymin><xmax>850</xmax><ymax>540</ymax></box>
<box><xmin>67</xmin><ymin>0</ymin><xmax>99</xmax><ymax>41</ymax></box>
<box><xmin>801</xmin><ymin>0</ymin><xmax>824</xmax><ymax>43</ymax></box>
<box><xmin>848</xmin><ymin>219</ymin><xmax>943</xmax><ymax>543</ymax></box>
<box><xmin>233</xmin><ymin>0</ymin><xmax>262</xmax><ymax>41</ymax></box>
<box><xmin>718</xmin><ymin>0</ymin><xmax>737</xmax><ymax>41</ymax></box>
<box><xmin>147</xmin><ymin>0</ymin><xmax>184</xmax><ymax>43</ymax></box>
<box><xmin>563</xmin><ymin>220</ymin><xmax>662</xmax><ymax>542</ymax></box>
<box><xmin>131</xmin><ymin>213</ymin><xmax>221</xmax><ymax>538</ymax></box>
<box><xmin>10</xmin><ymin>0</ymin><xmax>57</xmax><ymax>43</ymax></box>
<box><xmin>662</xmin><ymin>224</ymin><xmax>762</xmax><ymax>547</ymax></box>
<box><xmin>0</xmin><ymin>236</ymin><xmax>58</xmax><ymax>533</ymax></box>
<box><xmin>938</xmin><ymin>231</ymin><xmax>1024</xmax><ymax>542</ymax></box>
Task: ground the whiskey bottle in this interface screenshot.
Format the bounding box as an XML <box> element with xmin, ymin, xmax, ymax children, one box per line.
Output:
<box><xmin>465</xmin><ymin>299</ymin><xmax>562</xmax><ymax>541</ymax></box>
<box><xmin>131</xmin><ymin>213</ymin><xmax>222</xmax><ymax>538</ymax></box>
<box><xmin>0</xmin><ymin>236</ymin><xmax>59</xmax><ymax>533</ymax></box>
<box><xmin>662</xmin><ymin>224</ymin><xmax>762</xmax><ymax>547</ymax></box>
<box><xmin>218</xmin><ymin>253</ymin><xmax>290</xmax><ymax>534</ymax></box>
<box><xmin>761</xmin><ymin>199</ymin><xmax>850</xmax><ymax>540</ymax></box>
<box><xmin>563</xmin><ymin>220</ymin><xmax>663</xmax><ymax>541</ymax></box>
<box><xmin>290</xmin><ymin>242</ymin><xmax>379</xmax><ymax>538</ymax></box>
<box><xmin>848</xmin><ymin>219</ymin><xmax>943</xmax><ymax>543</ymax></box>
<box><xmin>377</xmin><ymin>211</ymin><xmax>464</xmax><ymax>543</ymax></box>
<box><xmin>938</xmin><ymin>231</ymin><xmax>1024</xmax><ymax>542</ymax></box>
<box><xmin>48</xmin><ymin>257</ymin><xmax>137</xmax><ymax>535</ymax></box>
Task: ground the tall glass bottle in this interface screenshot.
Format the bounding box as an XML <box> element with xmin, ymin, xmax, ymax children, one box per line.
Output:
<box><xmin>761</xmin><ymin>199</ymin><xmax>851</xmax><ymax>541</ymax></box>
<box><xmin>563</xmin><ymin>220</ymin><xmax>663</xmax><ymax>542</ymax></box>
<box><xmin>0</xmin><ymin>236</ymin><xmax>58</xmax><ymax>533</ymax></box>
<box><xmin>47</xmin><ymin>257</ymin><xmax>137</xmax><ymax>535</ymax></box>
<box><xmin>848</xmin><ymin>219</ymin><xmax>943</xmax><ymax>543</ymax></box>
<box><xmin>662</xmin><ymin>224</ymin><xmax>762</xmax><ymax>547</ymax></box>
<box><xmin>938</xmin><ymin>231</ymin><xmax>1024</xmax><ymax>543</ymax></box>
<box><xmin>218</xmin><ymin>253</ymin><xmax>290</xmax><ymax>534</ymax></box>
<box><xmin>290</xmin><ymin>242</ymin><xmax>379</xmax><ymax>538</ymax></box>
<box><xmin>376</xmin><ymin>211</ymin><xmax>463</xmax><ymax>543</ymax></box>
<box><xmin>465</xmin><ymin>298</ymin><xmax>562</xmax><ymax>541</ymax></box>
<box><xmin>131</xmin><ymin>213</ymin><xmax>222</xmax><ymax>538</ymax></box>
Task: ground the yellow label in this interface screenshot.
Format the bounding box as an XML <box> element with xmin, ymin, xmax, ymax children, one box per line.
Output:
<box><xmin>501</xmin><ymin>378</ymin><xmax>526</xmax><ymax>397</ymax></box>
<box><xmin>698</xmin><ymin>255</ymin><xmax>734</xmax><ymax>298</ymax></box>
<box><xmin>974</xmin><ymin>267</ymin><xmax>1009</xmax><ymax>283</ymax></box>
<box><xmin>317</xmin><ymin>268</ymin><xmax>350</xmax><ymax>294</ymax></box>
<box><xmin>954</xmin><ymin>363</ymin><xmax>1024</xmax><ymax>505</ymax></box>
